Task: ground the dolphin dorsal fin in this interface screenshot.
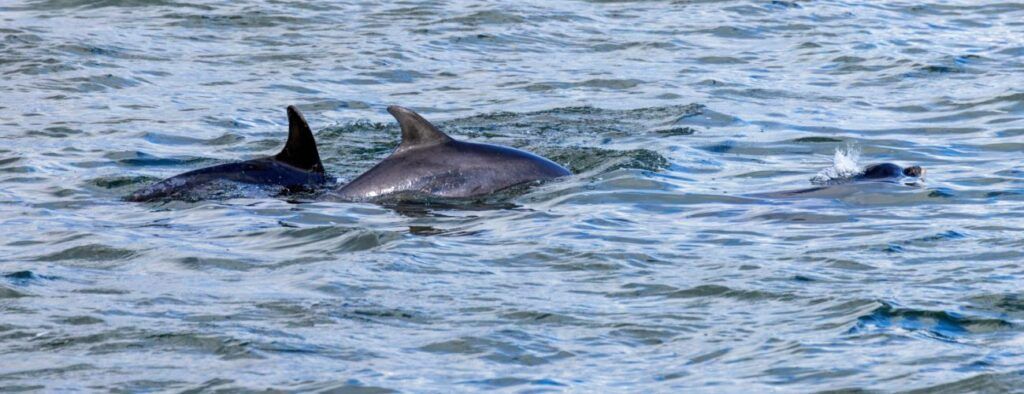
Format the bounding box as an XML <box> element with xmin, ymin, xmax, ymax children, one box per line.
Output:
<box><xmin>275</xmin><ymin>105</ymin><xmax>324</xmax><ymax>173</ymax></box>
<box><xmin>388</xmin><ymin>105</ymin><xmax>453</xmax><ymax>151</ymax></box>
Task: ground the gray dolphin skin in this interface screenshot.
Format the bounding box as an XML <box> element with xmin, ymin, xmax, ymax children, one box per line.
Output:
<box><xmin>326</xmin><ymin>106</ymin><xmax>571</xmax><ymax>202</ymax></box>
<box><xmin>126</xmin><ymin>106</ymin><xmax>328</xmax><ymax>202</ymax></box>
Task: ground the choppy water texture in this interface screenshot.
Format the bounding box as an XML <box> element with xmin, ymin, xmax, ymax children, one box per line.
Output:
<box><xmin>2</xmin><ymin>0</ymin><xmax>1024</xmax><ymax>391</ymax></box>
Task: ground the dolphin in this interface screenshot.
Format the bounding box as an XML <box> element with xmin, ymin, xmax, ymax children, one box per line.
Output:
<box><xmin>751</xmin><ymin>163</ymin><xmax>926</xmax><ymax>199</ymax></box>
<box><xmin>126</xmin><ymin>106</ymin><xmax>329</xmax><ymax>202</ymax></box>
<box><xmin>326</xmin><ymin>106</ymin><xmax>571</xmax><ymax>202</ymax></box>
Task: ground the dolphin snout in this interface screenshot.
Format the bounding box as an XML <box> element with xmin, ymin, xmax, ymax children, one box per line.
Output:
<box><xmin>903</xmin><ymin>166</ymin><xmax>924</xmax><ymax>178</ymax></box>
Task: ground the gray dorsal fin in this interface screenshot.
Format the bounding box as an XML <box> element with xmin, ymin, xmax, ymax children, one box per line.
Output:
<box><xmin>387</xmin><ymin>105</ymin><xmax>453</xmax><ymax>151</ymax></box>
<box><xmin>275</xmin><ymin>105</ymin><xmax>324</xmax><ymax>173</ymax></box>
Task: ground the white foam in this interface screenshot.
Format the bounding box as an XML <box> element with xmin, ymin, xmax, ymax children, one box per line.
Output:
<box><xmin>811</xmin><ymin>145</ymin><xmax>863</xmax><ymax>185</ymax></box>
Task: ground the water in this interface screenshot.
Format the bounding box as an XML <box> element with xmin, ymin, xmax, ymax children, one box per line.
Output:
<box><xmin>2</xmin><ymin>0</ymin><xmax>1024</xmax><ymax>391</ymax></box>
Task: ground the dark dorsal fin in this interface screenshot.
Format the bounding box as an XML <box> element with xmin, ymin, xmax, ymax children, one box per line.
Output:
<box><xmin>387</xmin><ymin>105</ymin><xmax>453</xmax><ymax>151</ymax></box>
<box><xmin>275</xmin><ymin>105</ymin><xmax>324</xmax><ymax>173</ymax></box>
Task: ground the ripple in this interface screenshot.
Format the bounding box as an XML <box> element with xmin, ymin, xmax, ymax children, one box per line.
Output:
<box><xmin>4</xmin><ymin>0</ymin><xmax>1024</xmax><ymax>391</ymax></box>
<box><xmin>34</xmin><ymin>244</ymin><xmax>138</xmax><ymax>263</ymax></box>
<box><xmin>165</xmin><ymin>12</ymin><xmax>311</xmax><ymax>29</ymax></box>
<box><xmin>610</xmin><ymin>283</ymin><xmax>796</xmax><ymax>302</ymax></box>
<box><xmin>0</xmin><ymin>285</ymin><xmax>30</xmax><ymax>298</ymax></box>
<box><xmin>99</xmin><ymin>151</ymin><xmax>212</xmax><ymax>170</ymax></box>
<box><xmin>850</xmin><ymin>301</ymin><xmax>1016</xmax><ymax>341</ymax></box>
<box><xmin>440</xmin><ymin>10</ymin><xmax>526</xmax><ymax>26</ymax></box>
<box><xmin>90</xmin><ymin>331</ymin><xmax>262</xmax><ymax>360</ymax></box>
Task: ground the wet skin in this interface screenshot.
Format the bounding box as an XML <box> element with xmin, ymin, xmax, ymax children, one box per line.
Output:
<box><xmin>856</xmin><ymin>163</ymin><xmax>925</xmax><ymax>181</ymax></box>
<box><xmin>125</xmin><ymin>159</ymin><xmax>329</xmax><ymax>202</ymax></box>
<box><xmin>328</xmin><ymin>106</ymin><xmax>570</xmax><ymax>201</ymax></box>
<box><xmin>126</xmin><ymin>106</ymin><xmax>327</xmax><ymax>202</ymax></box>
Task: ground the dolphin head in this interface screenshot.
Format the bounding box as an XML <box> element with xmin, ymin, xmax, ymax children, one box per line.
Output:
<box><xmin>902</xmin><ymin>165</ymin><xmax>925</xmax><ymax>178</ymax></box>
<box><xmin>856</xmin><ymin>163</ymin><xmax>925</xmax><ymax>187</ymax></box>
<box><xmin>860</xmin><ymin>163</ymin><xmax>925</xmax><ymax>180</ymax></box>
<box><xmin>860</xmin><ymin>163</ymin><xmax>905</xmax><ymax>179</ymax></box>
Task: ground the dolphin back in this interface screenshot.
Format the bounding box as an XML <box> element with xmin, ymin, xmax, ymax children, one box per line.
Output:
<box><xmin>329</xmin><ymin>106</ymin><xmax>570</xmax><ymax>202</ymax></box>
<box><xmin>127</xmin><ymin>106</ymin><xmax>327</xmax><ymax>202</ymax></box>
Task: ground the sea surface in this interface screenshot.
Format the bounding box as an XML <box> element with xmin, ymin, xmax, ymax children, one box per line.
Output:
<box><xmin>2</xmin><ymin>0</ymin><xmax>1024</xmax><ymax>392</ymax></box>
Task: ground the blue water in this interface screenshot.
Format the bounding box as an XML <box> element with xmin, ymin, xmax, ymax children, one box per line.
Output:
<box><xmin>2</xmin><ymin>0</ymin><xmax>1024</xmax><ymax>391</ymax></box>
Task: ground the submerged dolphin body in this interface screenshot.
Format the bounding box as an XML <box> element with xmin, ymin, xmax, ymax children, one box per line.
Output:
<box><xmin>126</xmin><ymin>106</ymin><xmax>328</xmax><ymax>202</ymax></box>
<box><xmin>752</xmin><ymin>163</ymin><xmax>926</xmax><ymax>199</ymax></box>
<box><xmin>326</xmin><ymin>106</ymin><xmax>571</xmax><ymax>202</ymax></box>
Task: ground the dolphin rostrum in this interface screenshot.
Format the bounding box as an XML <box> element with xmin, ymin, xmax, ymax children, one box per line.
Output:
<box><xmin>326</xmin><ymin>106</ymin><xmax>571</xmax><ymax>201</ymax></box>
<box><xmin>126</xmin><ymin>106</ymin><xmax>329</xmax><ymax>202</ymax></box>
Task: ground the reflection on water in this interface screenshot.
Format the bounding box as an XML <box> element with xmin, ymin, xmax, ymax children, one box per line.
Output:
<box><xmin>2</xmin><ymin>0</ymin><xmax>1024</xmax><ymax>391</ymax></box>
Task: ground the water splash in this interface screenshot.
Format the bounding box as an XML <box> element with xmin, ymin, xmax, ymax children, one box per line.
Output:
<box><xmin>811</xmin><ymin>145</ymin><xmax>862</xmax><ymax>185</ymax></box>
